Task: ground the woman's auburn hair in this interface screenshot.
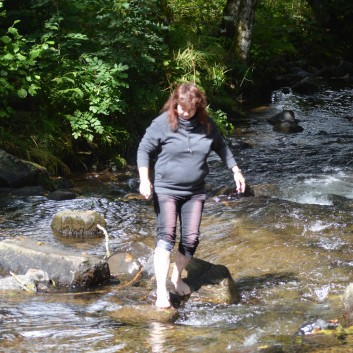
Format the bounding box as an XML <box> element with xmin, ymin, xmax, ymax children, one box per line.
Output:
<box><xmin>161</xmin><ymin>83</ymin><xmax>211</xmax><ymax>135</ymax></box>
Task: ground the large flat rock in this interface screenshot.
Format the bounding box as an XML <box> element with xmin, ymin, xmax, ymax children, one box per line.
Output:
<box><xmin>0</xmin><ymin>238</ymin><xmax>110</xmax><ymax>288</ymax></box>
<box><xmin>108</xmin><ymin>304</ymin><xmax>179</xmax><ymax>324</ymax></box>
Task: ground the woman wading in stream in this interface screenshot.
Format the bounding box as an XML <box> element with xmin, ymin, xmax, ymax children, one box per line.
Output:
<box><xmin>137</xmin><ymin>83</ymin><xmax>245</xmax><ymax>308</ymax></box>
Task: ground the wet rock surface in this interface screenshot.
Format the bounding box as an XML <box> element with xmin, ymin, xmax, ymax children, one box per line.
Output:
<box><xmin>108</xmin><ymin>304</ymin><xmax>180</xmax><ymax>324</ymax></box>
<box><xmin>185</xmin><ymin>257</ymin><xmax>240</xmax><ymax>304</ymax></box>
<box><xmin>51</xmin><ymin>210</ymin><xmax>106</xmax><ymax>238</ymax></box>
<box><xmin>0</xmin><ymin>148</ymin><xmax>54</xmax><ymax>190</ymax></box>
<box><xmin>108</xmin><ymin>252</ymin><xmax>142</xmax><ymax>277</ymax></box>
<box><xmin>0</xmin><ymin>269</ymin><xmax>51</xmax><ymax>293</ymax></box>
<box><xmin>0</xmin><ymin>238</ymin><xmax>110</xmax><ymax>288</ymax></box>
<box><xmin>47</xmin><ymin>190</ymin><xmax>78</xmax><ymax>201</ymax></box>
<box><xmin>267</xmin><ymin>110</ymin><xmax>304</xmax><ymax>133</ymax></box>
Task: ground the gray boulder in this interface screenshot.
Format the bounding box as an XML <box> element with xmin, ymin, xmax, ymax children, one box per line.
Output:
<box><xmin>51</xmin><ymin>210</ymin><xmax>106</xmax><ymax>238</ymax></box>
<box><xmin>0</xmin><ymin>238</ymin><xmax>110</xmax><ymax>288</ymax></box>
<box><xmin>145</xmin><ymin>257</ymin><xmax>240</xmax><ymax>306</ymax></box>
<box><xmin>184</xmin><ymin>257</ymin><xmax>240</xmax><ymax>304</ymax></box>
<box><xmin>0</xmin><ymin>269</ymin><xmax>50</xmax><ymax>293</ymax></box>
<box><xmin>268</xmin><ymin>110</ymin><xmax>304</xmax><ymax>133</ymax></box>
<box><xmin>0</xmin><ymin>148</ymin><xmax>54</xmax><ymax>190</ymax></box>
<box><xmin>268</xmin><ymin>110</ymin><xmax>297</xmax><ymax>124</ymax></box>
<box><xmin>273</xmin><ymin>121</ymin><xmax>304</xmax><ymax>133</ymax></box>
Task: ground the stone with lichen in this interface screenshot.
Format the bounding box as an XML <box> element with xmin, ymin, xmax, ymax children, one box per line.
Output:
<box><xmin>51</xmin><ymin>209</ymin><xmax>106</xmax><ymax>238</ymax></box>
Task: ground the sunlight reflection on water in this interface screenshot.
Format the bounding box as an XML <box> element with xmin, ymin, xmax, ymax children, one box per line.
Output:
<box><xmin>277</xmin><ymin>174</ymin><xmax>353</xmax><ymax>205</ymax></box>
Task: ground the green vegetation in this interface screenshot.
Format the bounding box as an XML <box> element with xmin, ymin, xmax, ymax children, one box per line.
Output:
<box><xmin>0</xmin><ymin>0</ymin><xmax>351</xmax><ymax>174</ymax></box>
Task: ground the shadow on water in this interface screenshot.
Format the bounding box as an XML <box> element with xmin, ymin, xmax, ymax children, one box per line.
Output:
<box><xmin>1</xmin><ymin>85</ymin><xmax>353</xmax><ymax>352</ymax></box>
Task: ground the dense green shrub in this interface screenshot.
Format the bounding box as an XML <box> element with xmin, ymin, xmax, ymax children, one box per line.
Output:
<box><xmin>250</xmin><ymin>0</ymin><xmax>314</xmax><ymax>79</ymax></box>
<box><xmin>0</xmin><ymin>19</ymin><xmax>48</xmax><ymax>118</ymax></box>
<box><xmin>1</xmin><ymin>0</ymin><xmax>352</xmax><ymax>173</ymax></box>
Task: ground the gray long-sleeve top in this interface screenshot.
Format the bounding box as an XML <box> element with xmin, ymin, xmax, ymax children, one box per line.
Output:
<box><xmin>137</xmin><ymin>112</ymin><xmax>237</xmax><ymax>196</ymax></box>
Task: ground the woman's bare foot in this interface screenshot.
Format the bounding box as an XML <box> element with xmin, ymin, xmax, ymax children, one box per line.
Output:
<box><xmin>171</xmin><ymin>251</ymin><xmax>192</xmax><ymax>296</ymax></box>
<box><xmin>155</xmin><ymin>290</ymin><xmax>171</xmax><ymax>309</ymax></box>
<box><xmin>172</xmin><ymin>278</ymin><xmax>191</xmax><ymax>296</ymax></box>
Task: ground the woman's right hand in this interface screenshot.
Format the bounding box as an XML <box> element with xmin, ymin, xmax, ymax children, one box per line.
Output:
<box><xmin>139</xmin><ymin>179</ymin><xmax>153</xmax><ymax>199</ymax></box>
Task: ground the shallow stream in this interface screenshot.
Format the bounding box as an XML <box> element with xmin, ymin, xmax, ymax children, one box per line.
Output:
<box><xmin>1</xmin><ymin>85</ymin><xmax>353</xmax><ymax>352</ymax></box>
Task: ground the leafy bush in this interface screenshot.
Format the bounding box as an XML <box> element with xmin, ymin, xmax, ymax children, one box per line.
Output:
<box><xmin>0</xmin><ymin>20</ymin><xmax>50</xmax><ymax>118</ymax></box>
<box><xmin>251</xmin><ymin>0</ymin><xmax>315</xmax><ymax>74</ymax></box>
<box><xmin>50</xmin><ymin>55</ymin><xmax>128</xmax><ymax>142</ymax></box>
<box><xmin>94</xmin><ymin>0</ymin><xmax>169</xmax><ymax>113</ymax></box>
<box><xmin>1</xmin><ymin>0</ymin><xmax>351</xmax><ymax>174</ymax></box>
<box><xmin>208</xmin><ymin>107</ymin><xmax>234</xmax><ymax>136</ymax></box>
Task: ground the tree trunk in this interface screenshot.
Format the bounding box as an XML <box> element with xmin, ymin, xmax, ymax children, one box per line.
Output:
<box><xmin>221</xmin><ymin>0</ymin><xmax>259</xmax><ymax>63</ymax></box>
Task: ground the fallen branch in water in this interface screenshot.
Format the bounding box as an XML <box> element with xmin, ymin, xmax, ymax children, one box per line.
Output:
<box><xmin>10</xmin><ymin>271</ymin><xmax>36</xmax><ymax>293</ymax></box>
<box><xmin>113</xmin><ymin>265</ymin><xmax>144</xmax><ymax>290</ymax></box>
<box><xmin>97</xmin><ymin>224</ymin><xmax>110</xmax><ymax>259</ymax></box>
<box><xmin>49</xmin><ymin>224</ymin><xmax>144</xmax><ymax>295</ymax></box>
<box><xmin>51</xmin><ymin>266</ymin><xmax>145</xmax><ymax>296</ymax></box>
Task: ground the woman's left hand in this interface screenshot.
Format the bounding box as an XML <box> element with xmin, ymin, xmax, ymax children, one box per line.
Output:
<box><xmin>232</xmin><ymin>167</ymin><xmax>246</xmax><ymax>194</ymax></box>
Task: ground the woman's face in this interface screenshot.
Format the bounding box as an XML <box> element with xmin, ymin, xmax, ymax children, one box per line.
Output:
<box><xmin>177</xmin><ymin>103</ymin><xmax>197</xmax><ymax>120</ymax></box>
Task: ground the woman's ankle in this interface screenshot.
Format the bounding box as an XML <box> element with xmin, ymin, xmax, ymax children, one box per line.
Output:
<box><xmin>155</xmin><ymin>289</ymin><xmax>171</xmax><ymax>308</ymax></box>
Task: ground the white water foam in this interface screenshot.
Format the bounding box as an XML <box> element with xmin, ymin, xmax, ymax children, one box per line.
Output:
<box><xmin>278</xmin><ymin>174</ymin><xmax>353</xmax><ymax>205</ymax></box>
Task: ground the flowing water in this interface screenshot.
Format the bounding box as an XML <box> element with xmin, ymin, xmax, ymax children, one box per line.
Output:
<box><xmin>1</xmin><ymin>85</ymin><xmax>353</xmax><ymax>352</ymax></box>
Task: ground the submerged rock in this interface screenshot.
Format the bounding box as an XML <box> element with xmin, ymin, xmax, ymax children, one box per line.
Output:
<box><xmin>108</xmin><ymin>252</ymin><xmax>141</xmax><ymax>277</ymax></box>
<box><xmin>108</xmin><ymin>304</ymin><xmax>179</xmax><ymax>324</ymax></box>
<box><xmin>251</xmin><ymin>183</ymin><xmax>281</xmax><ymax>197</ymax></box>
<box><xmin>296</xmin><ymin>319</ymin><xmax>339</xmax><ymax>336</ymax></box>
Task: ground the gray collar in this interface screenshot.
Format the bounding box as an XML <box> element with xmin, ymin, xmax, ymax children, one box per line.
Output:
<box><xmin>178</xmin><ymin>116</ymin><xmax>198</xmax><ymax>131</ymax></box>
